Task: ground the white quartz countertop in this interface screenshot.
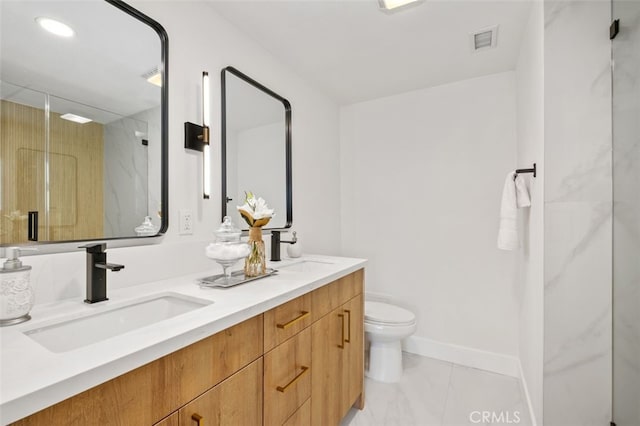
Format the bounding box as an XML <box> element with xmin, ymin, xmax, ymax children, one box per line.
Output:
<box><xmin>0</xmin><ymin>254</ymin><xmax>366</xmax><ymax>424</ymax></box>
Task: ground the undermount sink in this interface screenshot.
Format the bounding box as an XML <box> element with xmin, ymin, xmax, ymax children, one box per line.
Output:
<box><xmin>277</xmin><ymin>259</ymin><xmax>335</xmax><ymax>273</ymax></box>
<box><xmin>23</xmin><ymin>293</ymin><xmax>212</xmax><ymax>353</ymax></box>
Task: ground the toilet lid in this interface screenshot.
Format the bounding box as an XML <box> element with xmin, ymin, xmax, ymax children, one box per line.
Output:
<box><xmin>365</xmin><ymin>301</ymin><xmax>415</xmax><ymax>325</ymax></box>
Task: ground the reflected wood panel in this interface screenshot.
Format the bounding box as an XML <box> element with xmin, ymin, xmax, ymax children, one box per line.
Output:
<box><xmin>0</xmin><ymin>100</ymin><xmax>103</xmax><ymax>244</ymax></box>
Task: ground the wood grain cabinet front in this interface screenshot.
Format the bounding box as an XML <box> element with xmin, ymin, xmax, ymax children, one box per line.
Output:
<box><xmin>282</xmin><ymin>399</ymin><xmax>311</xmax><ymax>426</ymax></box>
<box><xmin>264</xmin><ymin>328</ymin><xmax>311</xmax><ymax>426</ymax></box>
<box><xmin>11</xmin><ymin>315</ymin><xmax>263</xmax><ymax>426</ymax></box>
<box><xmin>264</xmin><ymin>293</ymin><xmax>312</xmax><ymax>353</ymax></box>
<box><xmin>310</xmin><ymin>293</ymin><xmax>364</xmax><ymax>426</ymax></box>
<box><xmin>179</xmin><ymin>358</ymin><xmax>263</xmax><ymax>426</ymax></box>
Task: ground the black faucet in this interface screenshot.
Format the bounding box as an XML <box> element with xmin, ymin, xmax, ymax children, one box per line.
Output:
<box><xmin>270</xmin><ymin>231</ymin><xmax>297</xmax><ymax>261</ymax></box>
<box><xmin>80</xmin><ymin>243</ymin><xmax>125</xmax><ymax>304</ymax></box>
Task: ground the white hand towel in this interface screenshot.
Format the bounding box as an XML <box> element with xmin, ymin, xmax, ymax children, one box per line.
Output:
<box><xmin>515</xmin><ymin>174</ymin><xmax>531</xmax><ymax>208</ymax></box>
<box><xmin>498</xmin><ymin>172</ymin><xmax>520</xmax><ymax>250</ymax></box>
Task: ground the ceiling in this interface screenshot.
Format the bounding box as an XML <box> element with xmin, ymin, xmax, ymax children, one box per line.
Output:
<box><xmin>208</xmin><ymin>0</ymin><xmax>533</xmax><ymax>105</ymax></box>
<box><xmin>0</xmin><ymin>0</ymin><xmax>161</xmax><ymax>123</ymax></box>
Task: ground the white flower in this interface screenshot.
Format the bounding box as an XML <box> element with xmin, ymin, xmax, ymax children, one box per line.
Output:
<box><xmin>237</xmin><ymin>192</ymin><xmax>274</xmax><ymax>227</ymax></box>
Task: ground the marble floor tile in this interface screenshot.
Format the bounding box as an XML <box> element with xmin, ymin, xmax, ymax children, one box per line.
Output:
<box><xmin>343</xmin><ymin>353</ymin><xmax>532</xmax><ymax>426</ymax></box>
<box><xmin>441</xmin><ymin>365</ymin><xmax>531</xmax><ymax>426</ymax></box>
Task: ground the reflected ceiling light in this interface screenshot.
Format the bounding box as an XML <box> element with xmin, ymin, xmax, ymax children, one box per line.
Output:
<box><xmin>35</xmin><ymin>17</ymin><xmax>75</xmax><ymax>38</ymax></box>
<box><xmin>60</xmin><ymin>113</ymin><xmax>92</xmax><ymax>124</ymax></box>
<box><xmin>378</xmin><ymin>0</ymin><xmax>421</xmax><ymax>11</ymax></box>
<box><xmin>142</xmin><ymin>67</ymin><xmax>162</xmax><ymax>87</ymax></box>
<box><xmin>184</xmin><ymin>71</ymin><xmax>211</xmax><ymax>199</ymax></box>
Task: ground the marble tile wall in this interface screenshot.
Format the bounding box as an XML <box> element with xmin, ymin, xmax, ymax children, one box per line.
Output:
<box><xmin>103</xmin><ymin>110</ymin><xmax>152</xmax><ymax>237</ymax></box>
<box><xmin>543</xmin><ymin>1</ymin><xmax>612</xmax><ymax>425</ymax></box>
<box><xmin>611</xmin><ymin>1</ymin><xmax>640</xmax><ymax>424</ymax></box>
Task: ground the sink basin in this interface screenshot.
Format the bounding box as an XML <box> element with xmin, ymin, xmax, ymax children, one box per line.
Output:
<box><xmin>277</xmin><ymin>260</ymin><xmax>335</xmax><ymax>273</ymax></box>
<box><xmin>23</xmin><ymin>293</ymin><xmax>212</xmax><ymax>353</ymax></box>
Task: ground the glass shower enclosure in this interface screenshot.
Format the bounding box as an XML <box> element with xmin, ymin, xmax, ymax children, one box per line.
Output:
<box><xmin>612</xmin><ymin>1</ymin><xmax>640</xmax><ymax>424</ymax></box>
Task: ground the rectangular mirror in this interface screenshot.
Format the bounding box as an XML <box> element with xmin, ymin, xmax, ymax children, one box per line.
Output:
<box><xmin>221</xmin><ymin>66</ymin><xmax>292</xmax><ymax>230</ymax></box>
<box><xmin>0</xmin><ymin>0</ymin><xmax>168</xmax><ymax>246</ymax></box>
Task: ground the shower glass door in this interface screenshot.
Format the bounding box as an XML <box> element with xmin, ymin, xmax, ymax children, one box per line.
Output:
<box><xmin>612</xmin><ymin>1</ymin><xmax>640</xmax><ymax>424</ymax></box>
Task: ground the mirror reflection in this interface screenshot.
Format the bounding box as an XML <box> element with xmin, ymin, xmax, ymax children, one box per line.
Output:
<box><xmin>0</xmin><ymin>0</ymin><xmax>166</xmax><ymax>245</ymax></box>
<box><xmin>222</xmin><ymin>67</ymin><xmax>292</xmax><ymax>230</ymax></box>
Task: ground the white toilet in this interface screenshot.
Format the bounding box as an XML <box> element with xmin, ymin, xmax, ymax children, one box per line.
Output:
<box><xmin>364</xmin><ymin>301</ymin><xmax>417</xmax><ymax>383</ymax></box>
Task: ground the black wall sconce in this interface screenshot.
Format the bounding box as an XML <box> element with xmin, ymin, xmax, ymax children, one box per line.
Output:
<box><xmin>184</xmin><ymin>71</ymin><xmax>211</xmax><ymax>199</ymax></box>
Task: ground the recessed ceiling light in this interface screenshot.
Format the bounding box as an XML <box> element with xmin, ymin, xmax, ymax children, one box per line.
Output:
<box><xmin>35</xmin><ymin>17</ymin><xmax>75</xmax><ymax>38</ymax></box>
<box><xmin>378</xmin><ymin>0</ymin><xmax>421</xmax><ymax>11</ymax></box>
<box><xmin>142</xmin><ymin>67</ymin><xmax>162</xmax><ymax>87</ymax></box>
<box><xmin>60</xmin><ymin>113</ymin><xmax>92</xmax><ymax>124</ymax></box>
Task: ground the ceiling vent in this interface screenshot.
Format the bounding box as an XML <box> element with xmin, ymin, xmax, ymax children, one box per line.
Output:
<box><xmin>470</xmin><ymin>25</ymin><xmax>499</xmax><ymax>52</ymax></box>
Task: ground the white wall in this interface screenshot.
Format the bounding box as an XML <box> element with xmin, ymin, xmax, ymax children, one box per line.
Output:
<box><xmin>20</xmin><ymin>1</ymin><xmax>342</xmax><ymax>305</ymax></box>
<box><xmin>514</xmin><ymin>3</ymin><xmax>544</xmax><ymax>424</ymax></box>
<box><xmin>340</xmin><ymin>72</ymin><xmax>519</xmax><ymax>358</ymax></box>
<box><xmin>543</xmin><ymin>1</ymin><xmax>612</xmax><ymax>424</ymax></box>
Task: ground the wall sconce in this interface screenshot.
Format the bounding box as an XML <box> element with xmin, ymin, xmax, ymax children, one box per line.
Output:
<box><xmin>184</xmin><ymin>71</ymin><xmax>211</xmax><ymax>199</ymax></box>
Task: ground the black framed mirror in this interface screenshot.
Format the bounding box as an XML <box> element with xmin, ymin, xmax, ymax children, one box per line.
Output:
<box><xmin>0</xmin><ymin>0</ymin><xmax>168</xmax><ymax>246</ymax></box>
<box><xmin>221</xmin><ymin>66</ymin><xmax>292</xmax><ymax>230</ymax></box>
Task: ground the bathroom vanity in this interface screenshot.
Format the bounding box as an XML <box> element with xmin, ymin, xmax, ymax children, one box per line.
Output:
<box><xmin>0</xmin><ymin>256</ymin><xmax>365</xmax><ymax>425</ymax></box>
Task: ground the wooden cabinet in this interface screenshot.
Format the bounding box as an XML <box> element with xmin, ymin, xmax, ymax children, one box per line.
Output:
<box><xmin>343</xmin><ymin>294</ymin><xmax>365</xmax><ymax>413</ymax></box>
<box><xmin>264</xmin><ymin>293</ymin><xmax>312</xmax><ymax>353</ymax></box>
<box><xmin>153</xmin><ymin>413</ymin><xmax>178</xmax><ymax>426</ymax></box>
<box><xmin>282</xmin><ymin>399</ymin><xmax>310</xmax><ymax>426</ymax></box>
<box><xmin>12</xmin><ymin>268</ymin><xmax>364</xmax><ymax>426</ymax></box>
<box><xmin>264</xmin><ymin>328</ymin><xmax>311</xmax><ymax>425</ymax></box>
<box><xmin>311</xmin><ymin>293</ymin><xmax>364</xmax><ymax>426</ymax></box>
<box><xmin>12</xmin><ymin>316</ymin><xmax>263</xmax><ymax>426</ymax></box>
<box><xmin>179</xmin><ymin>359</ymin><xmax>263</xmax><ymax>426</ymax></box>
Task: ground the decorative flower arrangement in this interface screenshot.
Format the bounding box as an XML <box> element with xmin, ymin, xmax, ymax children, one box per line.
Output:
<box><xmin>237</xmin><ymin>191</ymin><xmax>275</xmax><ymax>228</ymax></box>
<box><xmin>237</xmin><ymin>192</ymin><xmax>274</xmax><ymax>277</ymax></box>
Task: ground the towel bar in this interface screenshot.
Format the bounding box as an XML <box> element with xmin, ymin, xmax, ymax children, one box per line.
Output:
<box><xmin>515</xmin><ymin>163</ymin><xmax>536</xmax><ymax>178</ymax></box>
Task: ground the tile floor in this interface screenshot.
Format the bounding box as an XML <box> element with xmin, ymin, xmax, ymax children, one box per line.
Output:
<box><xmin>342</xmin><ymin>353</ymin><xmax>532</xmax><ymax>426</ymax></box>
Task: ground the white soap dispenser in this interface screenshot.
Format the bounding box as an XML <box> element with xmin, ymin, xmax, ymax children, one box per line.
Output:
<box><xmin>0</xmin><ymin>247</ymin><xmax>36</xmax><ymax>326</ymax></box>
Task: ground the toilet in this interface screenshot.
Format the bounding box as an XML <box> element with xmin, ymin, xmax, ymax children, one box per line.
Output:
<box><xmin>364</xmin><ymin>301</ymin><xmax>417</xmax><ymax>383</ymax></box>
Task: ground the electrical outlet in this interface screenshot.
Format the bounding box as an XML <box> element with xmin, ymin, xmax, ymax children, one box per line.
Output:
<box><xmin>179</xmin><ymin>209</ymin><xmax>193</xmax><ymax>235</ymax></box>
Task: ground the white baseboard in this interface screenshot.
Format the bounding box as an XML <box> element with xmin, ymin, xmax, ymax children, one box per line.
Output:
<box><xmin>402</xmin><ymin>336</ymin><xmax>537</xmax><ymax>426</ymax></box>
<box><xmin>402</xmin><ymin>335</ymin><xmax>520</xmax><ymax>378</ymax></box>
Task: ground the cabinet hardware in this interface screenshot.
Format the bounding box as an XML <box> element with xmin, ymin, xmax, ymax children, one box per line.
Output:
<box><xmin>276</xmin><ymin>366</ymin><xmax>309</xmax><ymax>392</ymax></box>
<box><xmin>344</xmin><ymin>309</ymin><xmax>351</xmax><ymax>343</ymax></box>
<box><xmin>277</xmin><ymin>310</ymin><xmax>310</xmax><ymax>329</ymax></box>
<box><xmin>338</xmin><ymin>313</ymin><xmax>345</xmax><ymax>349</ymax></box>
<box><xmin>191</xmin><ymin>413</ymin><xmax>203</xmax><ymax>425</ymax></box>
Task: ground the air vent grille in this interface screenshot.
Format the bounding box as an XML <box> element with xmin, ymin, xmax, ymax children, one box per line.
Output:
<box><xmin>470</xmin><ymin>25</ymin><xmax>499</xmax><ymax>52</ymax></box>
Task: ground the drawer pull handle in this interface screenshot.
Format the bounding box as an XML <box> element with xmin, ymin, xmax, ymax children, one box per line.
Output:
<box><xmin>338</xmin><ymin>313</ymin><xmax>345</xmax><ymax>349</ymax></box>
<box><xmin>192</xmin><ymin>413</ymin><xmax>203</xmax><ymax>425</ymax></box>
<box><xmin>277</xmin><ymin>310</ymin><xmax>310</xmax><ymax>329</ymax></box>
<box><xmin>345</xmin><ymin>309</ymin><xmax>351</xmax><ymax>343</ymax></box>
<box><xmin>276</xmin><ymin>366</ymin><xmax>309</xmax><ymax>392</ymax></box>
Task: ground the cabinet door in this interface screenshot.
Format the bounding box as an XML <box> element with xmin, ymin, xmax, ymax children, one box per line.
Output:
<box><xmin>343</xmin><ymin>294</ymin><xmax>364</xmax><ymax>412</ymax></box>
<box><xmin>310</xmin><ymin>306</ymin><xmax>346</xmax><ymax>426</ymax></box>
<box><xmin>180</xmin><ymin>358</ymin><xmax>263</xmax><ymax>426</ymax></box>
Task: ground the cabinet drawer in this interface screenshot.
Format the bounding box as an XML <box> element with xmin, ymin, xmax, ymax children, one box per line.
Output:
<box><xmin>264</xmin><ymin>328</ymin><xmax>312</xmax><ymax>426</ymax></box>
<box><xmin>264</xmin><ymin>293</ymin><xmax>312</xmax><ymax>352</ymax></box>
<box><xmin>283</xmin><ymin>399</ymin><xmax>310</xmax><ymax>426</ymax></box>
<box><xmin>180</xmin><ymin>358</ymin><xmax>263</xmax><ymax>426</ymax></box>
<box><xmin>153</xmin><ymin>412</ymin><xmax>178</xmax><ymax>426</ymax></box>
<box><xmin>312</xmin><ymin>269</ymin><xmax>363</xmax><ymax>321</ymax></box>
